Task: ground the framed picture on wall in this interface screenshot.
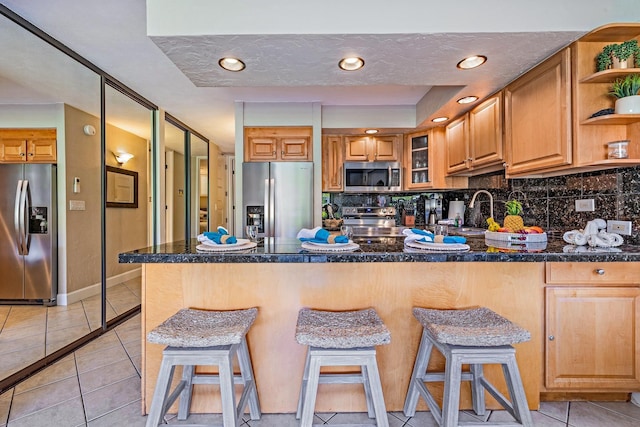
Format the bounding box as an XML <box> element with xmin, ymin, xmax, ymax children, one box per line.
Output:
<box><xmin>106</xmin><ymin>166</ymin><xmax>138</xmax><ymax>208</ymax></box>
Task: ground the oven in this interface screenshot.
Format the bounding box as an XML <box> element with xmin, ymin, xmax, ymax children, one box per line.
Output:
<box><xmin>341</xmin><ymin>206</ymin><xmax>406</xmax><ymax>236</ymax></box>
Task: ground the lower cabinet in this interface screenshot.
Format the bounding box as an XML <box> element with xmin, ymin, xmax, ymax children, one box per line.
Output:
<box><xmin>545</xmin><ymin>262</ymin><xmax>640</xmax><ymax>391</ymax></box>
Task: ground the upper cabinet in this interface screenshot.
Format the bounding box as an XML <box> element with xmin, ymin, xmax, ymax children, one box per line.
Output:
<box><xmin>405</xmin><ymin>129</ymin><xmax>468</xmax><ymax>190</ymax></box>
<box><xmin>446</xmin><ymin>93</ymin><xmax>504</xmax><ymax>176</ymax></box>
<box><xmin>504</xmin><ymin>48</ymin><xmax>572</xmax><ymax>177</ymax></box>
<box><xmin>344</xmin><ymin>134</ymin><xmax>400</xmax><ymax>162</ymax></box>
<box><xmin>244</xmin><ymin>126</ymin><xmax>312</xmax><ymax>162</ymax></box>
<box><xmin>504</xmin><ymin>24</ymin><xmax>640</xmax><ymax>177</ymax></box>
<box><xmin>0</xmin><ymin>128</ymin><xmax>57</xmax><ymax>163</ymax></box>
<box><xmin>322</xmin><ymin>135</ymin><xmax>343</xmax><ymax>192</ymax></box>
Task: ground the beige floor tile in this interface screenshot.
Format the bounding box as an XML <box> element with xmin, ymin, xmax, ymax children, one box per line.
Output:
<box><xmin>87</xmin><ymin>399</ymin><xmax>146</xmax><ymax>427</ymax></box>
<box><xmin>489</xmin><ymin>409</ymin><xmax>566</xmax><ymax>426</ymax></box>
<box><xmin>324</xmin><ymin>411</ymin><xmax>404</xmax><ymax>426</ymax></box>
<box><xmin>9</xmin><ymin>376</ymin><xmax>80</xmax><ymax>421</ymax></box>
<box><xmin>403</xmin><ymin>410</ymin><xmax>448</xmax><ymax>426</ymax></box>
<box><xmin>46</xmin><ymin>309</ymin><xmax>89</xmax><ymax>331</ymax></box>
<box><xmin>0</xmin><ymin>389</ymin><xmax>13</xmax><ymax>426</ymax></box>
<box><xmin>79</xmin><ymin>358</ymin><xmax>139</xmax><ymax>394</ymax></box>
<box><xmin>82</xmin><ymin>375</ymin><xmax>141</xmax><ymax>421</ymax></box>
<box><xmin>14</xmin><ymin>355</ymin><xmax>77</xmax><ymax>394</ymax></box>
<box><xmin>75</xmin><ymin>331</ymin><xmax>120</xmax><ymax>356</ymax></box>
<box><xmin>45</xmin><ymin>324</ymin><xmax>91</xmax><ymax>355</ymax></box>
<box><xmin>0</xmin><ymin>334</ymin><xmax>44</xmax><ymax>356</ymax></box>
<box><xmin>568</xmin><ymin>401</ymin><xmax>640</xmax><ymax>426</ymax></box>
<box><xmin>539</xmin><ymin>400</ymin><xmax>569</xmax><ymax>423</ymax></box>
<box><xmin>7</xmin><ymin>396</ymin><xmax>85</xmax><ymax>427</ymax></box>
<box><xmin>0</xmin><ymin>345</ymin><xmax>45</xmax><ymax>379</ymax></box>
<box><xmin>75</xmin><ymin>343</ymin><xmax>129</xmax><ymax>374</ymax></box>
<box><xmin>0</xmin><ymin>322</ymin><xmax>45</xmax><ymax>341</ymax></box>
<box><xmin>590</xmin><ymin>400</ymin><xmax>640</xmax><ymax>421</ymax></box>
<box><xmin>121</xmin><ymin>338</ymin><xmax>141</xmax><ymax>358</ymax></box>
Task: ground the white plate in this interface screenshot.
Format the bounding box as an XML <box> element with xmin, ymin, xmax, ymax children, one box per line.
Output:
<box><xmin>405</xmin><ymin>241</ymin><xmax>470</xmax><ymax>252</ymax></box>
<box><xmin>301</xmin><ymin>242</ymin><xmax>360</xmax><ymax>252</ymax></box>
<box><xmin>199</xmin><ymin>238</ymin><xmax>250</xmax><ymax>248</ymax></box>
<box><xmin>304</xmin><ymin>240</ymin><xmax>353</xmax><ymax>247</ymax></box>
<box><xmin>196</xmin><ymin>241</ymin><xmax>257</xmax><ymax>252</ymax></box>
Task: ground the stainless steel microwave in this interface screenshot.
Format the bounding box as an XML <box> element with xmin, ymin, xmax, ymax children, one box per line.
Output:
<box><xmin>343</xmin><ymin>162</ymin><xmax>402</xmax><ymax>193</ymax></box>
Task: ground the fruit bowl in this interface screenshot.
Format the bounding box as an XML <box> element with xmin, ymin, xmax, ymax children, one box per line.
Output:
<box><xmin>485</xmin><ymin>230</ymin><xmax>547</xmax><ymax>242</ymax></box>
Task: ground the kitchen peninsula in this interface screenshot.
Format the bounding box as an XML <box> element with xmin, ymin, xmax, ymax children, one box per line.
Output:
<box><xmin>121</xmin><ymin>236</ymin><xmax>640</xmax><ymax>415</ymax></box>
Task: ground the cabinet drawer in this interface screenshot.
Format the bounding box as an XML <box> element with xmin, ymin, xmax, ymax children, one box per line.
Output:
<box><xmin>546</xmin><ymin>262</ymin><xmax>640</xmax><ymax>285</ymax></box>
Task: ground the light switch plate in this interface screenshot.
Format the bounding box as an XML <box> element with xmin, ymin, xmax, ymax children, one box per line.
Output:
<box><xmin>575</xmin><ymin>199</ymin><xmax>595</xmax><ymax>212</ymax></box>
<box><xmin>607</xmin><ymin>220</ymin><xmax>632</xmax><ymax>235</ymax></box>
<box><xmin>69</xmin><ymin>200</ymin><xmax>85</xmax><ymax>211</ymax></box>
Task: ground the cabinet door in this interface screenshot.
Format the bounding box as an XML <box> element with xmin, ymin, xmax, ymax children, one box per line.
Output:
<box><xmin>504</xmin><ymin>48</ymin><xmax>572</xmax><ymax>176</ymax></box>
<box><xmin>545</xmin><ymin>286</ymin><xmax>640</xmax><ymax>390</ymax></box>
<box><xmin>280</xmin><ymin>136</ymin><xmax>310</xmax><ymax>161</ymax></box>
<box><xmin>344</xmin><ymin>136</ymin><xmax>369</xmax><ymax>161</ymax></box>
<box><xmin>246</xmin><ymin>136</ymin><xmax>277</xmax><ymax>161</ymax></box>
<box><xmin>372</xmin><ymin>135</ymin><xmax>399</xmax><ymax>161</ymax></box>
<box><xmin>322</xmin><ymin>136</ymin><xmax>343</xmax><ymax>191</ymax></box>
<box><xmin>446</xmin><ymin>115</ymin><xmax>469</xmax><ymax>174</ymax></box>
<box><xmin>404</xmin><ymin>132</ymin><xmax>431</xmax><ymax>189</ymax></box>
<box><xmin>28</xmin><ymin>136</ymin><xmax>57</xmax><ymax>163</ymax></box>
<box><xmin>469</xmin><ymin>94</ymin><xmax>503</xmax><ymax>169</ymax></box>
<box><xmin>0</xmin><ymin>138</ymin><xmax>27</xmax><ymax>162</ymax></box>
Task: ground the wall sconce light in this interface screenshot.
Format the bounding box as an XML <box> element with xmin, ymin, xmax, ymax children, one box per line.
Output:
<box><xmin>114</xmin><ymin>152</ymin><xmax>134</xmax><ymax>166</ymax></box>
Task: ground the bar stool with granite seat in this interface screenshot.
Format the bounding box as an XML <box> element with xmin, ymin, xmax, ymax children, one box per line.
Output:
<box><xmin>403</xmin><ymin>307</ymin><xmax>533</xmax><ymax>427</ymax></box>
<box><xmin>145</xmin><ymin>307</ymin><xmax>261</xmax><ymax>427</ymax></box>
<box><xmin>295</xmin><ymin>307</ymin><xmax>391</xmax><ymax>427</ymax></box>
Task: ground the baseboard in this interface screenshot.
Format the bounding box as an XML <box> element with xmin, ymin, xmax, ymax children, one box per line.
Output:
<box><xmin>56</xmin><ymin>268</ymin><xmax>141</xmax><ymax>306</ymax></box>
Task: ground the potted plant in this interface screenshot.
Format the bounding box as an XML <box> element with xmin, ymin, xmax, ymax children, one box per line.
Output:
<box><xmin>596</xmin><ymin>40</ymin><xmax>640</xmax><ymax>71</ymax></box>
<box><xmin>609</xmin><ymin>73</ymin><xmax>640</xmax><ymax>114</ymax></box>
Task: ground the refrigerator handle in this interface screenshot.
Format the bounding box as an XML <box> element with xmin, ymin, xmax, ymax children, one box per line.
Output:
<box><xmin>14</xmin><ymin>180</ymin><xmax>23</xmax><ymax>254</ymax></box>
<box><xmin>21</xmin><ymin>180</ymin><xmax>30</xmax><ymax>255</ymax></box>
<box><xmin>268</xmin><ymin>178</ymin><xmax>275</xmax><ymax>237</ymax></box>
<box><xmin>263</xmin><ymin>178</ymin><xmax>270</xmax><ymax>237</ymax></box>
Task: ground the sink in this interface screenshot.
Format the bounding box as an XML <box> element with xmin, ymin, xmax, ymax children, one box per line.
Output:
<box><xmin>449</xmin><ymin>227</ymin><xmax>487</xmax><ymax>237</ymax></box>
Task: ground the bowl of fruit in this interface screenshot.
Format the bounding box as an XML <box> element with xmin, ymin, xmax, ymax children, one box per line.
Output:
<box><xmin>485</xmin><ymin>200</ymin><xmax>547</xmax><ymax>243</ymax></box>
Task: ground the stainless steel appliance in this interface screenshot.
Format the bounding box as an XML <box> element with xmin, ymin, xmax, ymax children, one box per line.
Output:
<box><xmin>425</xmin><ymin>194</ymin><xmax>444</xmax><ymax>224</ymax></box>
<box><xmin>342</xmin><ymin>206</ymin><xmax>405</xmax><ymax>236</ymax></box>
<box><xmin>343</xmin><ymin>162</ymin><xmax>402</xmax><ymax>193</ymax></box>
<box><xmin>0</xmin><ymin>164</ymin><xmax>57</xmax><ymax>304</ymax></box>
<box><xmin>242</xmin><ymin>162</ymin><xmax>313</xmax><ymax>239</ymax></box>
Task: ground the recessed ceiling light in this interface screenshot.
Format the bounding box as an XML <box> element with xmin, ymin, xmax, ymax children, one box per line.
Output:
<box><xmin>432</xmin><ymin>117</ymin><xmax>448</xmax><ymax>123</ymax></box>
<box><xmin>365</xmin><ymin>129</ymin><xmax>378</xmax><ymax>134</ymax></box>
<box><xmin>218</xmin><ymin>57</ymin><xmax>246</xmax><ymax>72</ymax></box>
<box><xmin>339</xmin><ymin>57</ymin><xmax>365</xmax><ymax>71</ymax></box>
<box><xmin>457</xmin><ymin>55</ymin><xmax>487</xmax><ymax>70</ymax></box>
<box><xmin>457</xmin><ymin>96</ymin><xmax>479</xmax><ymax>104</ymax></box>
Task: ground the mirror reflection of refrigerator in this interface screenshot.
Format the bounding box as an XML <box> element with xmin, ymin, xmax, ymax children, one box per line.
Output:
<box><xmin>242</xmin><ymin>162</ymin><xmax>313</xmax><ymax>239</ymax></box>
<box><xmin>0</xmin><ymin>164</ymin><xmax>57</xmax><ymax>304</ymax></box>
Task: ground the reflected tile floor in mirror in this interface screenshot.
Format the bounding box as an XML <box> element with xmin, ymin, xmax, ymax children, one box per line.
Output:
<box><xmin>0</xmin><ymin>277</ymin><xmax>141</xmax><ymax>380</ymax></box>
<box><xmin>1</xmin><ymin>312</ymin><xmax>640</xmax><ymax>426</ymax></box>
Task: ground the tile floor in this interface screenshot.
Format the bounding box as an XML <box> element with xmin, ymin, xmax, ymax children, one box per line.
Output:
<box><xmin>1</xmin><ymin>312</ymin><xmax>640</xmax><ymax>426</ymax></box>
<box><xmin>0</xmin><ymin>278</ymin><xmax>141</xmax><ymax>380</ymax></box>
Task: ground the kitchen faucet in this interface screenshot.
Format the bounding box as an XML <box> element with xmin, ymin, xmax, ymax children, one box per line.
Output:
<box><xmin>469</xmin><ymin>190</ymin><xmax>494</xmax><ymax>220</ymax></box>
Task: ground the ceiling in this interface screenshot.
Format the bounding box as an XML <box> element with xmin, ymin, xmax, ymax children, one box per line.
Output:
<box><xmin>1</xmin><ymin>0</ymin><xmax>639</xmax><ymax>153</ymax></box>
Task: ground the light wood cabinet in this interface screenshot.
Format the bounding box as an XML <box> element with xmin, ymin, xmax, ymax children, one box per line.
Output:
<box><xmin>406</xmin><ymin>129</ymin><xmax>467</xmax><ymax>190</ymax></box>
<box><xmin>244</xmin><ymin>127</ymin><xmax>312</xmax><ymax>162</ymax></box>
<box><xmin>545</xmin><ymin>262</ymin><xmax>640</xmax><ymax>391</ymax></box>
<box><xmin>322</xmin><ymin>135</ymin><xmax>343</xmax><ymax>192</ymax></box>
<box><xmin>344</xmin><ymin>134</ymin><xmax>399</xmax><ymax>162</ymax></box>
<box><xmin>446</xmin><ymin>93</ymin><xmax>504</xmax><ymax>176</ymax></box>
<box><xmin>504</xmin><ymin>48</ymin><xmax>572</xmax><ymax>177</ymax></box>
<box><xmin>0</xmin><ymin>128</ymin><xmax>57</xmax><ymax>163</ymax></box>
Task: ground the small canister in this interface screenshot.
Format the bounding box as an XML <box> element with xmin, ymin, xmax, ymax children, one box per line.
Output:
<box><xmin>607</xmin><ymin>140</ymin><xmax>629</xmax><ymax>159</ymax></box>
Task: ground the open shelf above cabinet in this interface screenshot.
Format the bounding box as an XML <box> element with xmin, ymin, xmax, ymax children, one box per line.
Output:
<box><xmin>582</xmin><ymin>114</ymin><xmax>640</xmax><ymax>125</ymax></box>
<box><xmin>580</xmin><ymin>68</ymin><xmax>640</xmax><ymax>84</ymax></box>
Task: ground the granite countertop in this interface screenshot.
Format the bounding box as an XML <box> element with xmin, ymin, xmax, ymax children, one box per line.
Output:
<box><xmin>119</xmin><ymin>233</ymin><xmax>640</xmax><ymax>264</ymax></box>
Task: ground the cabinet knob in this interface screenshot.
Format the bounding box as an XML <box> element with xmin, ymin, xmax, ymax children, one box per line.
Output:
<box><xmin>595</xmin><ymin>268</ymin><xmax>605</xmax><ymax>275</ymax></box>
<box><xmin>28</xmin><ymin>152</ymin><xmax>34</xmax><ymax>156</ymax></box>
<box><xmin>548</xmin><ymin>335</ymin><xmax>555</xmax><ymax>341</ymax></box>
<box><xmin>281</xmin><ymin>150</ymin><xmax>284</xmax><ymax>156</ymax></box>
<box><xmin>20</xmin><ymin>153</ymin><xmax>25</xmax><ymax>157</ymax></box>
<box><xmin>502</xmin><ymin>162</ymin><xmax>509</xmax><ymax>167</ymax></box>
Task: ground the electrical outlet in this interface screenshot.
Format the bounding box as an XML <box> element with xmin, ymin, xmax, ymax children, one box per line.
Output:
<box><xmin>607</xmin><ymin>220</ymin><xmax>632</xmax><ymax>235</ymax></box>
<box><xmin>575</xmin><ymin>199</ymin><xmax>595</xmax><ymax>212</ymax></box>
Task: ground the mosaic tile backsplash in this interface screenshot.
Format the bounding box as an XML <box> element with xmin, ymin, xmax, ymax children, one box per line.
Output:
<box><xmin>328</xmin><ymin>165</ymin><xmax>640</xmax><ymax>245</ymax></box>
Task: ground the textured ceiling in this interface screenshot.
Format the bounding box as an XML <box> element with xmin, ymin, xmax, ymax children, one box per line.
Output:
<box><xmin>2</xmin><ymin>1</ymin><xmax>640</xmax><ymax>152</ymax></box>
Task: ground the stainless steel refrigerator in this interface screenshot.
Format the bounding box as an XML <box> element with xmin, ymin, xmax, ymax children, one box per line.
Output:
<box><xmin>242</xmin><ymin>162</ymin><xmax>313</xmax><ymax>239</ymax></box>
<box><xmin>0</xmin><ymin>164</ymin><xmax>57</xmax><ymax>304</ymax></box>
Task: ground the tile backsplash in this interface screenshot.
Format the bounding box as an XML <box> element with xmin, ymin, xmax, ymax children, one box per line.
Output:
<box><xmin>328</xmin><ymin>165</ymin><xmax>640</xmax><ymax>244</ymax></box>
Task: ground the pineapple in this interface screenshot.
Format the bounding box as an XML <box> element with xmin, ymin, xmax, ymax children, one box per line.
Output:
<box><xmin>504</xmin><ymin>199</ymin><xmax>525</xmax><ymax>232</ymax></box>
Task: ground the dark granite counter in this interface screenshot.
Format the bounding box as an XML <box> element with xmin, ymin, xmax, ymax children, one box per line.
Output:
<box><xmin>119</xmin><ymin>234</ymin><xmax>640</xmax><ymax>263</ymax></box>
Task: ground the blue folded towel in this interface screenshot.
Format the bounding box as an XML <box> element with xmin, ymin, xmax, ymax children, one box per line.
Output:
<box><xmin>408</xmin><ymin>228</ymin><xmax>466</xmax><ymax>244</ymax></box>
<box><xmin>200</xmin><ymin>226</ymin><xmax>237</xmax><ymax>244</ymax></box>
<box><xmin>297</xmin><ymin>227</ymin><xmax>349</xmax><ymax>244</ymax></box>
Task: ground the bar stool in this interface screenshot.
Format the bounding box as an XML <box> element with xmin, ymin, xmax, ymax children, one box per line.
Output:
<box><xmin>145</xmin><ymin>308</ymin><xmax>261</xmax><ymax>427</ymax></box>
<box><xmin>403</xmin><ymin>307</ymin><xmax>533</xmax><ymax>427</ymax></box>
<box><xmin>295</xmin><ymin>308</ymin><xmax>391</xmax><ymax>427</ymax></box>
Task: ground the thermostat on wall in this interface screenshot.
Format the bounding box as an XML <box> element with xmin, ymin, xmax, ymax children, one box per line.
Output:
<box><xmin>83</xmin><ymin>125</ymin><xmax>96</xmax><ymax>136</ymax></box>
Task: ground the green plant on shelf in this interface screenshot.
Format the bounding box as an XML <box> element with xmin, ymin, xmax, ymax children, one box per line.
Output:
<box><xmin>609</xmin><ymin>74</ymin><xmax>640</xmax><ymax>98</ymax></box>
<box><xmin>596</xmin><ymin>40</ymin><xmax>640</xmax><ymax>72</ymax></box>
